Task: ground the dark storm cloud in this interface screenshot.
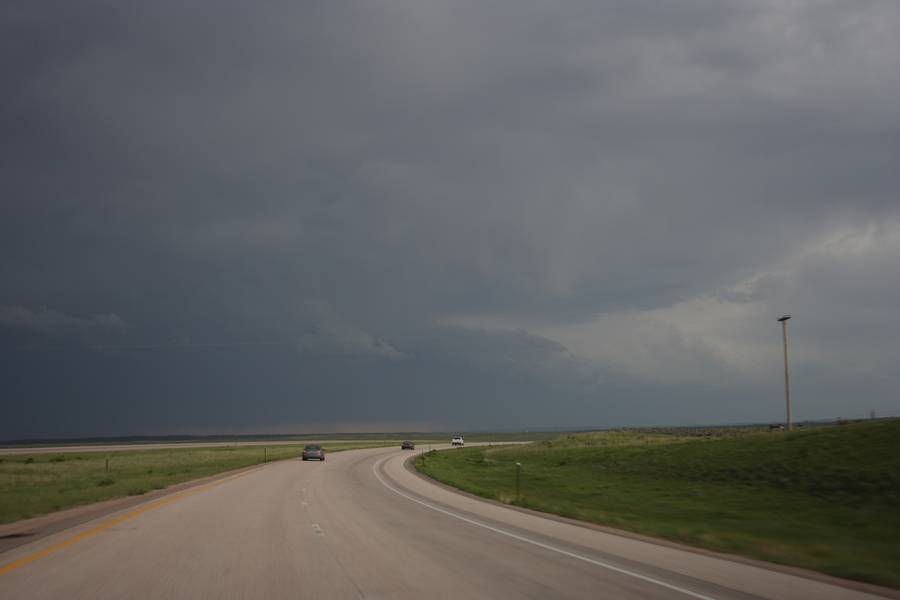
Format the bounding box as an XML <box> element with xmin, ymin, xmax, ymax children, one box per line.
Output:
<box><xmin>2</xmin><ymin>1</ymin><xmax>900</xmax><ymax>438</ymax></box>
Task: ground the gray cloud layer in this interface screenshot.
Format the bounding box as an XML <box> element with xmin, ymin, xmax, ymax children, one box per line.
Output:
<box><xmin>2</xmin><ymin>1</ymin><xmax>899</xmax><ymax>438</ymax></box>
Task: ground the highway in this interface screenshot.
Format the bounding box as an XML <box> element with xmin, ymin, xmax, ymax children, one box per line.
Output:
<box><xmin>0</xmin><ymin>446</ymin><xmax>890</xmax><ymax>599</ymax></box>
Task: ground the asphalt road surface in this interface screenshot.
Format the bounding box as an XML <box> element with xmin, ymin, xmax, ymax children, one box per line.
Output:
<box><xmin>0</xmin><ymin>446</ymin><xmax>890</xmax><ymax>599</ymax></box>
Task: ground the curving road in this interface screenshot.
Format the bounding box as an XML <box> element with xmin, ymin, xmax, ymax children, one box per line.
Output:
<box><xmin>0</xmin><ymin>439</ymin><xmax>424</xmax><ymax>455</ymax></box>
<box><xmin>0</xmin><ymin>446</ymin><xmax>890</xmax><ymax>599</ymax></box>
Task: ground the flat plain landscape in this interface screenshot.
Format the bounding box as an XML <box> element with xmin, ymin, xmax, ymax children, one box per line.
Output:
<box><xmin>0</xmin><ymin>431</ymin><xmax>548</xmax><ymax>525</ymax></box>
<box><xmin>0</xmin><ymin>441</ymin><xmax>401</xmax><ymax>524</ymax></box>
<box><xmin>416</xmin><ymin>419</ymin><xmax>900</xmax><ymax>589</ymax></box>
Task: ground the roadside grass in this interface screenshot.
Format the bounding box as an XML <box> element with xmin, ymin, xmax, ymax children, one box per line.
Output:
<box><xmin>415</xmin><ymin>420</ymin><xmax>900</xmax><ymax>589</ymax></box>
<box><xmin>0</xmin><ymin>441</ymin><xmax>399</xmax><ymax>524</ymax></box>
<box><xmin>0</xmin><ymin>431</ymin><xmax>553</xmax><ymax>449</ymax></box>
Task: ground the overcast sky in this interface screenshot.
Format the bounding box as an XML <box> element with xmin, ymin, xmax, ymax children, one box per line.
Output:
<box><xmin>2</xmin><ymin>1</ymin><xmax>899</xmax><ymax>439</ymax></box>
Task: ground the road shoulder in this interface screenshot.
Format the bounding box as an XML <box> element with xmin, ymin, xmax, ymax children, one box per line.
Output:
<box><xmin>402</xmin><ymin>452</ymin><xmax>900</xmax><ymax>600</ymax></box>
<box><xmin>0</xmin><ymin>460</ymin><xmax>274</xmax><ymax>555</ymax></box>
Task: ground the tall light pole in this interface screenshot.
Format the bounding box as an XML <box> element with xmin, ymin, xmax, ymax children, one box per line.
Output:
<box><xmin>778</xmin><ymin>315</ymin><xmax>792</xmax><ymax>431</ymax></box>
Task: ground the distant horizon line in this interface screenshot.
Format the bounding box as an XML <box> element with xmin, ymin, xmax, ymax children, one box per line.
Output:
<box><xmin>4</xmin><ymin>415</ymin><xmax>895</xmax><ymax>447</ymax></box>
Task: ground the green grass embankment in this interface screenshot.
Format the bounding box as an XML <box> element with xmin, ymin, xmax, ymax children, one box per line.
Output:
<box><xmin>0</xmin><ymin>441</ymin><xmax>397</xmax><ymax>524</ymax></box>
<box><xmin>415</xmin><ymin>420</ymin><xmax>900</xmax><ymax>589</ymax></box>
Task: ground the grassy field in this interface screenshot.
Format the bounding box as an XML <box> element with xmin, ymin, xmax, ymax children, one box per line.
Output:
<box><xmin>0</xmin><ymin>431</ymin><xmax>553</xmax><ymax>449</ymax></box>
<box><xmin>0</xmin><ymin>441</ymin><xmax>398</xmax><ymax>524</ymax></box>
<box><xmin>415</xmin><ymin>419</ymin><xmax>900</xmax><ymax>589</ymax></box>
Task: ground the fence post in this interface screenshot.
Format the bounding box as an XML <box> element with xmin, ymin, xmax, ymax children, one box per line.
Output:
<box><xmin>515</xmin><ymin>462</ymin><xmax>522</xmax><ymax>502</ymax></box>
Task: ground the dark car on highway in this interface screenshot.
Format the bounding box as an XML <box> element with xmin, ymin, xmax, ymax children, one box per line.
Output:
<box><xmin>401</xmin><ymin>441</ymin><xmax>415</xmax><ymax>450</ymax></box>
<box><xmin>301</xmin><ymin>444</ymin><xmax>325</xmax><ymax>461</ymax></box>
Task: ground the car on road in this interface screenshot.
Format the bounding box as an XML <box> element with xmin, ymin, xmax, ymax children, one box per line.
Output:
<box><xmin>401</xmin><ymin>441</ymin><xmax>415</xmax><ymax>450</ymax></box>
<box><xmin>451</xmin><ymin>436</ymin><xmax>464</xmax><ymax>447</ymax></box>
<box><xmin>301</xmin><ymin>444</ymin><xmax>325</xmax><ymax>461</ymax></box>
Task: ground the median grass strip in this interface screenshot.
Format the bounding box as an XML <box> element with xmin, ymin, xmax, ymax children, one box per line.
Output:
<box><xmin>0</xmin><ymin>441</ymin><xmax>397</xmax><ymax>524</ymax></box>
<box><xmin>415</xmin><ymin>419</ymin><xmax>900</xmax><ymax>589</ymax></box>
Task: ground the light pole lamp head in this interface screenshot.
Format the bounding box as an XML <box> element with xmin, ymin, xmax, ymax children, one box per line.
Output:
<box><xmin>778</xmin><ymin>314</ymin><xmax>792</xmax><ymax>322</ymax></box>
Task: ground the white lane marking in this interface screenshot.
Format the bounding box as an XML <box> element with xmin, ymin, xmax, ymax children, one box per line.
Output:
<box><xmin>373</xmin><ymin>455</ymin><xmax>717</xmax><ymax>600</ymax></box>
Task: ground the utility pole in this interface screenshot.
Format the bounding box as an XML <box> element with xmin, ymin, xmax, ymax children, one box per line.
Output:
<box><xmin>778</xmin><ymin>315</ymin><xmax>792</xmax><ymax>431</ymax></box>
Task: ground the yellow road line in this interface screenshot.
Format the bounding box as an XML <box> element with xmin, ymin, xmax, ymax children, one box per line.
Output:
<box><xmin>0</xmin><ymin>468</ymin><xmax>258</xmax><ymax>577</ymax></box>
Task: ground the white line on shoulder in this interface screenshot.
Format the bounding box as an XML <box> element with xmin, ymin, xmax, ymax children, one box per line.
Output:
<box><xmin>372</xmin><ymin>455</ymin><xmax>716</xmax><ymax>600</ymax></box>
